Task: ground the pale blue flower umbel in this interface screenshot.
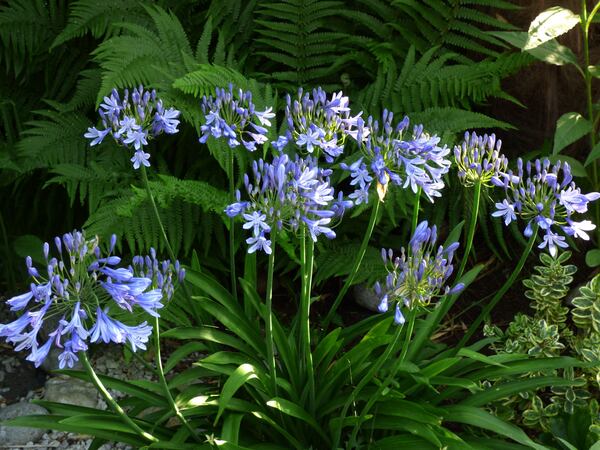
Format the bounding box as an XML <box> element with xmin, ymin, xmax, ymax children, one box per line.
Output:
<box><xmin>373</xmin><ymin>221</ymin><xmax>463</xmax><ymax>325</ymax></box>
<box><xmin>492</xmin><ymin>158</ymin><xmax>600</xmax><ymax>257</ymax></box>
<box><xmin>344</xmin><ymin>111</ymin><xmax>451</xmax><ymax>202</ymax></box>
<box><xmin>225</xmin><ymin>154</ymin><xmax>347</xmax><ymax>253</ymax></box>
<box><xmin>199</xmin><ymin>84</ymin><xmax>274</xmax><ymax>151</ymax></box>
<box><xmin>274</xmin><ymin>87</ymin><xmax>359</xmax><ymax>162</ymax></box>
<box><xmin>0</xmin><ymin>231</ymin><xmax>181</xmax><ymax>369</ymax></box>
<box><xmin>454</xmin><ymin>132</ymin><xmax>509</xmax><ymax>187</ymax></box>
<box><xmin>84</xmin><ymin>86</ymin><xmax>180</xmax><ymax>169</ymax></box>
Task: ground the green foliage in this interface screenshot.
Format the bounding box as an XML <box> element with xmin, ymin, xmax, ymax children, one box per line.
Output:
<box><xmin>486</xmin><ymin>253</ymin><xmax>600</xmax><ymax>448</ymax></box>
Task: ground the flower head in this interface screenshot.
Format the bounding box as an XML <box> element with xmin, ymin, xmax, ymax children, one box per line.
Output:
<box><xmin>344</xmin><ymin>111</ymin><xmax>451</xmax><ymax>202</ymax></box>
<box><xmin>454</xmin><ymin>132</ymin><xmax>509</xmax><ymax>187</ymax></box>
<box><xmin>275</xmin><ymin>87</ymin><xmax>358</xmax><ymax>162</ymax></box>
<box><xmin>491</xmin><ymin>158</ymin><xmax>599</xmax><ymax>256</ymax></box>
<box><xmin>199</xmin><ymin>84</ymin><xmax>273</xmax><ymax>150</ymax></box>
<box><xmin>84</xmin><ymin>86</ymin><xmax>180</xmax><ymax>169</ymax></box>
<box><xmin>0</xmin><ymin>231</ymin><xmax>181</xmax><ymax>368</ymax></box>
<box><xmin>374</xmin><ymin>221</ymin><xmax>462</xmax><ymax>324</ymax></box>
<box><xmin>225</xmin><ymin>154</ymin><xmax>347</xmax><ymax>253</ymax></box>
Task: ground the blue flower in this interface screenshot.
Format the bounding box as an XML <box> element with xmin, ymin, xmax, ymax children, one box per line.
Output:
<box><xmin>492</xmin><ymin>199</ymin><xmax>516</xmax><ymax>226</ymax></box>
<box><xmin>374</xmin><ymin>221</ymin><xmax>462</xmax><ymax>324</ymax></box>
<box><xmin>130</xmin><ymin>149</ymin><xmax>151</xmax><ymax>170</ymax></box>
<box><xmin>84</xmin><ymin>127</ymin><xmax>110</xmax><ymax>146</ymax></box>
<box><xmin>493</xmin><ymin>158</ymin><xmax>599</xmax><ymax>255</ymax></box>
<box><xmin>344</xmin><ymin>112</ymin><xmax>450</xmax><ymax>202</ymax></box>
<box><xmin>454</xmin><ymin>132</ymin><xmax>509</xmax><ymax>187</ymax></box>
<box><xmin>0</xmin><ymin>231</ymin><xmax>177</xmax><ymax>368</ymax></box>
<box><xmin>242</xmin><ymin>211</ymin><xmax>271</xmax><ymax>235</ymax></box>
<box><xmin>199</xmin><ymin>85</ymin><xmax>273</xmax><ymax>151</ymax></box>
<box><xmin>85</xmin><ymin>86</ymin><xmax>181</xmax><ymax>169</ymax></box>
<box><xmin>246</xmin><ymin>234</ymin><xmax>272</xmax><ymax>254</ymax></box>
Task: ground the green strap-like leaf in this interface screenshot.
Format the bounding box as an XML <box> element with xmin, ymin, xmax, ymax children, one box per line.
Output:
<box><xmin>215</xmin><ymin>363</ymin><xmax>259</xmax><ymax>425</ymax></box>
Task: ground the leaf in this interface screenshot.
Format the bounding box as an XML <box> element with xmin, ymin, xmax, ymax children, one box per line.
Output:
<box><xmin>588</xmin><ymin>65</ymin><xmax>600</xmax><ymax>78</ymax></box>
<box><xmin>546</xmin><ymin>155</ymin><xmax>587</xmax><ymax>177</ymax></box>
<box><xmin>445</xmin><ymin>406</ymin><xmax>548</xmax><ymax>450</ymax></box>
<box><xmin>553</xmin><ymin>112</ymin><xmax>591</xmax><ymax>155</ymax></box>
<box><xmin>492</xmin><ymin>31</ymin><xmax>578</xmax><ymax>66</ymax></box>
<box><xmin>460</xmin><ymin>376</ymin><xmax>584</xmax><ymax>407</ymax></box>
<box><xmin>221</xmin><ymin>413</ymin><xmax>244</xmax><ymax>445</ymax></box>
<box><xmin>525</xmin><ymin>7</ymin><xmax>580</xmax><ymax>50</ymax></box>
<box><xmin>585</xmin><ymin>249</ymin><xmax>600</xmax><ymax>267</ymax></box>
<box><xmin>457</xmin><ymin>348</ymin><xmax>507</xmax><ymax>368</ymax></box>
<box><xmin>12</xmin><ymin>234</ymin><xmax>45</xmax><ymax>265</ymax></box>
<box><xmin>585</xmin><ymin>141</ymin><xmax>600</xmax><ymax>166</ymax></box>
<box><xmin>165</xmin><ymin>341</ymin><xmax>207</xmax><ymax>372</ymax></box>
<box><xmin>215</xmin><ymin>363</ymin><xmax>259</xmax><ymax>425</ymax></box>
<box><xmin>266</xmin><ymin>397</ymin><xmax>329</xmax><ymax>442</ymax></box>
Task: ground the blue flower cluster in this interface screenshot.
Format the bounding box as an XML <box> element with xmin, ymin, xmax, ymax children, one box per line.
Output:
<box><xmin>199</xmin><ymin>85</ymin><xmax>275</xmax><ymax>151</ymax></box>
<box><xmin>492</xmin><ymin>158</ymin><xmax>600</xmax><ymax>257</ymax></box>
<box><xmin>225</xmin><ymin>154</ymin><xmax>351</xmax><ymax>253</ymax></box>
<box><xmin>0</xmin><ymin>231</ymin><xmax>183</xmax><ymax>369</ymax></box>
<box><xmin>84</xmin><ymin>86</ymin><xmax>181</xmax><ymax>169</ymax></box>
<box><xmin>342</xmin><ymin>110</ymin><xmax>451</xmax><ymax>203</ymax></box>
<box><xmin>273</xmin><ymin>88</ymin><xmax>359</xmax><ymax>163</ymax></box>
<box><xmin>454</xmin><ymin>132</ymin><xmax>509</xmax><ymax>187</ymax></box>
<box><xmin>374</xmin><ymin>221</ymin><xmax>464</xmax><ymax>325</ymax></box>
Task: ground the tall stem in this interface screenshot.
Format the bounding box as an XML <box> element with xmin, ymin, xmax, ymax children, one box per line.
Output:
<box><xmin>265</xmin><ymin>231</ymin><xmax>278</xmax><ymax>395</ymax></box>
<box><xmin>228</xmin><ymin>150</ymin><xmax>238</xmax><ymax>303</ymax></box>
<box><xmin>153</xmin><ymin>317</ymin><xmax>201</xmax><ymax>442</ymax></box>
<box><xmin>334</xmin><ymin>323</ymin><xmax>403</xmax><ymax>450</ymax></box>
<box><xmin>139</xmin><ymin>165</ymin><xmax>202</xmax><ymax>322</ymax></box>
<box><xmin>300</xmin><ymin>227</ymin><xmax>316</xmax><ymax>412</ymax></box>
<box><xmin>322</xmin><ymin>199</ymin><xmax>381</xmax><ymax>329</ymax></box>
<box><xmin>79</xmin><ymin>352</ymin><xmax>158</xmax><ymax>443</ymax></box>
<box><xmin>349</xmin><ymin>309</ymin><xmax>417</xmax><ymax>446</ymax></box>
<box><xmin>456</xmin><ymin>181</ymin><xmax>482</xmax><ymax>282</ymax></box>
<box><xmin>582</xmin><ymin>0</ymin><xmax>600</xmax><ymax>239</ymax></box>
<box><xmin>456</xmin><ymin>227</ymin><xmax>538</xmax><ymax>350</ymax></box>
<box><xmin>411</xmin><ymin>187</ymin><xmax>422</xmax><ymax>234</ymax></box>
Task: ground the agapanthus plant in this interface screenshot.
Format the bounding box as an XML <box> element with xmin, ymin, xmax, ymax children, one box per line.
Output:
<box><xmin>273</xmin><ymin>87</ymin><xmax>359</xmax><ymax>162</ymax></box>
<box><xmin>343</xmin><ymin>110</ymin><xmax>451</xmax><ymax>202</ymax></box>
<box><xmin>454</xmin><ymin>131</ymin><xmax>509</xmax><ymax>187</ymax></box>
<box><xmin>225</xmin><ymin>154</ymin><xmax>349</xmax><ymax>253</ymax></box>
<box><xmin>84</xmin><ymin>86</ymin><xmax>180</xmax><ymax>169</ymax></box>
<box><xmin>492</xmin><ymin>158</ymin><xmax>600</xmax><ymax>256</ymax></box>
<box><xmin>373</xmin><ymin>220</ymin><xmax>463</xmax><ymax>325</ymax></box>
<box><xmin>199</xmin><ymin>84</ymin><xmax>274</xmax><ymax>151</ymax></box>
<box><xmin>0</xmin><ymin>231</ymin><xmax>182</xmax><ymax>369</ymax></box>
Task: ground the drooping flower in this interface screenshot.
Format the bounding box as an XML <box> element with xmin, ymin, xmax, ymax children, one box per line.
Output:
<box><xmin>0</xmin><ymin>231</ymin><xmax>181</xmax><ymax>368</ymax></box>
<box><xmin>225</xmin><ymin>154</ymin><xmax>346</xmax><ymax>253</ymax></box>
<box><xmin>454</xmin><ymin>132</ymin><xmax>509</xmax><ymax>187</ymax></box>
<box><xmin>84</xmin><ymin>86</ymin><xmax>180</xmax><ymax>169</ymax></box>
<box><xmin>199</xmin><ymin>84</ymin><xmax>274</xmax><ymax>151</ymax></box>
<box><xmin>274</xmin><ymin>87</ymin><xmax>359</xmax><ymax>162</ymax></box>
<box><xmin>343</xmin><ymin>111</ymin><xmax>451</xmax><ymax>202</ymax></box>
<box><xmin>373</xmin><ymin>221</ymin><xmax>463</xmax><ymax>324</ymax></box>
<box><xmin>491</xmin><ymin>158</ymin><xmax>600</xmax><ymax>256</ymax></box>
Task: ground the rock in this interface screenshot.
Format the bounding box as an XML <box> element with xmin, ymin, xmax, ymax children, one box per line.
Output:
<box><xmin>353</xmin><ymin>284</ymin><xmax>381</xmax><ymax>312</ymax></box>
<box><xmin>0</xmin><ymin>401</ymin><xmax>48</xmax><ymax>445</ymax></box>
<box><xmin>44</xmin><ymin>377</ymin><xmax>98</xmax><ymax>408</ymax></box>
<box><xmin>41</xmin><ymin>347</ymin><xmax>83</xmax><ymax>373</ymax></box>
<box><xmin>0</xmin><ymin>353</ymin><xmax>46</xmax><ymax>403</ymax></box>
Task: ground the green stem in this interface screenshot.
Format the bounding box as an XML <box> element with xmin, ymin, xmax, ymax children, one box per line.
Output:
<box><xmin>455</xmin><ymin>181</ymin><xmax>482</xmax><ymax>282</ymax></box>
<box><xmin>228</xmin><ymin>150</ymin><xmax>238</xmax><ymax>303</ymax></box>
<box><xmin>300</xmin><ymin>227</ymin><xmax>316</xmax><ymax>413</ymax></box>
<box><xmin>139</xmin><ymin>165</ymin><xmax>201</xmax><ymax>322</ymax></box>
<box><xmin>582</xmin><ymin>0</ymin><xmax>600</xmax><ymax>240</ymax></box>
<box><xmin>153</xmin><ymin>317</ymin><xmax>202</xmax><ymax>442</ymax></box>
<box><xmin>265</xmin><ymin>230</ymin><xmax>278</xmax><ymax>395</ymax></box>
<box><xmin>349</xmin><ymin>309</ymin><xmax>417</xmax><ymax>446</ymax></box>
<box><xmin>80</xmin><ymin>352</ymin><xmax>158</xmax><ymax>443</ymax></box>
<box><xmin>456</xmin><ymin>226</ymin><xmax>538</xmax><ymax>350</ymax></box>
<box><xmin>322</xmin><ymin>199</ymin><xmax>381</xmax><ymax>329</ymax></box>
<box><xmin>411</xmin><ymin>187</ymin><xmax>421</xmax><ymax>234</ymax></box>
<box><xmin>334</xmin><ymin>323</ymin><xmax>403</xmax><ymax>450</ymax></box>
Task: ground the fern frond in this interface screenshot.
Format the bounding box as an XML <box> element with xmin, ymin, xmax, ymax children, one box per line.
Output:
<box><xmin>51</xmin><ymin>0</ymin><xmax>150</xmax><ymax>49</ymax></box>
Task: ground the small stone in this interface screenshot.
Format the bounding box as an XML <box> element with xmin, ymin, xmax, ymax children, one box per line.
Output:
<box><xmin>44</xmin><ymin>377</ymin><xmax>98</xmax><ymax>409</ymax></box>
<box><xmin>353</xmin><ymin>284</ymin><xmax>381</xmax><ymax>312</ymax></box>
<box><xmin>0</xmin><ymin>401</ymin><xmax>48</xmax><ymax>445</ymax></box>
